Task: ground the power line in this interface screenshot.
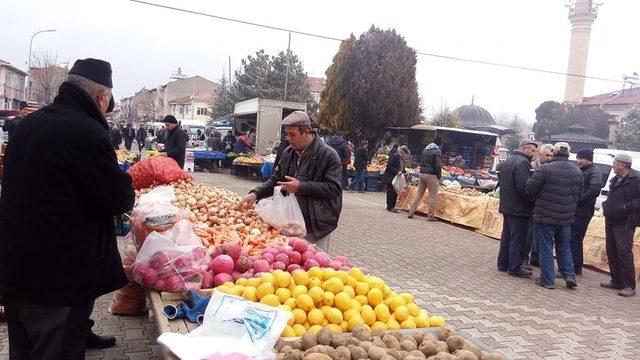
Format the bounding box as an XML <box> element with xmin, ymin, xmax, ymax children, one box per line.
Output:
<box><xmin>129</xmin><ymin>0</ymin><xmax>623</xmax><ymax>84</ymax></box>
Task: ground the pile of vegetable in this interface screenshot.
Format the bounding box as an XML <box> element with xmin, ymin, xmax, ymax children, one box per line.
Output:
<box><xmin>233</xmin><ymin>156</ymin><xmax>263</xmax><ymax>165</ymax></box>
<box><xmin>441</xmin><ymin>187</ymin><xmax>484</xmax><ymax>197</ymax></box>
<box><xmin>116</xmin><ymin>150</ymin><xmax>139</xmax><ymax>164</ymax></box>
<box><xmin>275</xmin><ymin>325</ymin><xmax>505</xmax><ymax>360</ymax></box>
<box><xmin>132</xmin><ymin>247</ymin><xmax>208</xmax><ymax>292</ymax></box>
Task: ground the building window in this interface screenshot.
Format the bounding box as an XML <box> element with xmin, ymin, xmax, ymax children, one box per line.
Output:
<box><xmin>197</xmin><ymin>108</ymin><xmax>208</xmax><ymax>115</ymax></box>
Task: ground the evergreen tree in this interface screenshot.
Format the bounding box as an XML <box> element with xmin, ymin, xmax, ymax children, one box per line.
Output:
<box><xmin>431</xmin><ymin>106</ymin><xmax>462</xmax><ymax>128</ymax></box>
<box><xmin>616</xmin><ymin>104</ymin><xmax>640</xmax><ymax>150</ymax></box>
<box><xmin>210</xmin><ymin>75</ymin><xmax>235</xmax><ymax>121</ymax></box>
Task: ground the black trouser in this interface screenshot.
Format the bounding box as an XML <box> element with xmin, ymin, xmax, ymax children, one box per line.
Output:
<box><xmin>341</xmin><ymin>164</ymin><xmax>349</xmax><ymax>189</ymax></box>
<box><xmin>497</xmin><ymin>215</ymin><xmax>529</xmax><ymax>273</ymax></box>
<box><xmin>124</xmin><ymin>138</ymin><xmax>133</xmax><ymax>151</ymax></box>
<box><xmin>605</xmin><ymin>222</ymin><xmax>636</xmax><ymax>289</ymax></box>
<box><xmin>138</xmin><ymin>141</ymin><xmax>145</xmax><ymax>152</ymax></box>
<box><xmin>4</xmin><ymin>295</ymin><xmax>94</xmax><ymax>360</ymax></box>
<box><xmin>386</xmin><ymin>182</ymin><xmax>398</xmax><ymax>210</ymax></box>
<box><xmin>570</xmin><ymin>215</ymin><xmax>592</xmax><ymax>274</ymax></box>
<box><xmin>524</xmin><ymin>217</ymin><xmax>537</xmax><ymax>265</ymax></box>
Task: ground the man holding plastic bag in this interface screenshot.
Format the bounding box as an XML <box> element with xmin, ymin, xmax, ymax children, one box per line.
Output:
<box><xmin>240</xmin><ymin>111</ymin><xmax>342</xmax><ymax>252</ymax></box>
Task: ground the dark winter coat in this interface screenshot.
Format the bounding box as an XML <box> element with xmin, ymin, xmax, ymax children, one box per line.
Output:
<box><xmin>233</xmin><ymin>135</ymin><xmax>253</xmax><ymax>154</ymax></box>
<box><xmin>136</xmin><ymin>127</ymin><xmax>147</xmax><ymax>144</ymax></box>
<box><xmin>575</xmin><ymin>163</ymin><xmax>604</xmax><ymax>217</ymax></box>
<box><xmin>156</xmin><ymin>127</ymin><xmax>167</xmax><ymax>143</ymax></box>
<box><xmin>274</xmin><ymin>139</ymin><xmax>290</xmax><ymax>167</ymax></box>
<box><xmin>252</xmin><ymin>133</ymin><xmax>342</xmax><ymax>239</ymax></box>
<box><xmin>419</xmin><ymin>143</ymin><xmax>442</xmax><ymax>177</ymax></box>
<box><xmin>602</xmin><ymin>169</ymin><xmax>640</xmax><ymax>229</ymax></box>
<box><xmin>209</xmin><ymin>135</ymin><xmax>223</xmax><ymax>152</ymax></box>
<box><xmin>0</xmin><ymin>82</ymin><xmax>135</xmax><ymax>306</ymax></box>
<box><xmin>165</xmin><ymin>126</ymin><xmax>188</xmax><ymax>169</ymax></box>
<box><xmin>354</xmin><ymin>147</ymin><xmax>368</xmax><ymax>172</ymax></box>
<box><xmin>383</xmin><ymin>153</ymin><xmax>405</xmax><ymax>184</ymax></box>
<box><xmin>123</xmin><ymin>126</ymin><xmax>135</xmax><ymax>141</ymax></box>
<box><xmin>498</xmin><ymin>151</ymin><xmax>534</xmax><ymax>217</ymax></box>
<box><xmin>327</xmin><ymin>135</ymin><xmax>350</xmax><ymax>165</ymax></box>
<box><xmin>222</xmin><ymin>134</ymin><xmax>236</xmax><ymax>152</ymax></box>
<box><xmin>525</xmin><ymin>155</ymin><xmax>584</xmax><ymax>225</ymax></box>
<box><xmin>110</xmin><ymin>128</ymin><xmax>123</xmax><ymax>147</ymax></box>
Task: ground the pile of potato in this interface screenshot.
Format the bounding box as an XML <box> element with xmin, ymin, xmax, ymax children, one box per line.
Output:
<box><xmin>275</xmin><ymin>325</ymin><xmax>505</xmax><ymax>360</ymax></box>
<box><xmin>441</xmin><ymin>187</ymin><xmax>485</xmax><ymax>198</ymax></box>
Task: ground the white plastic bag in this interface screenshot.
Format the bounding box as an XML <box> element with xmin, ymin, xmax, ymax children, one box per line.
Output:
<box><xmin>131</xmin><ymin>220</ymin><xmax>208</xmax><ymax>292</ymax></box>
<box><xmin>392</xmin><ymin>174</ymin><xmax>406</xmax><ymax>194</ymax></box>
<box><xmin>255</xmin><ymin>186</ymin><xmax>306</xmax><ymax>237</ymax></box>
<box><xmin>158</xmin><ymin>290</ymin><xmax>291</xmax><ymax>360</ymax></box>
<box><xmin>131</xmin><ymin>186</ymin><xmax>186</xmax><ymax>249</ymax></box>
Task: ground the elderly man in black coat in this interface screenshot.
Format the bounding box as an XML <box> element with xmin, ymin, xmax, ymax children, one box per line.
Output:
<box><xmin>0</xmin><ymin>58</ymin><xmax>135</xmax><ymax>358</ymax></box>
<box><xmin>163</xmin><ymin>115</ymin><xmax>188</xmax><ymax>169</ymax></box>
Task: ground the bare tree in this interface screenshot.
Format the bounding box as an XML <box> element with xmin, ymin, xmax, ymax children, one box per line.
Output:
<box><xmin>29</xmin><ymin>51</ymin><xmax>68</xmax><ymax>105</ymax></box>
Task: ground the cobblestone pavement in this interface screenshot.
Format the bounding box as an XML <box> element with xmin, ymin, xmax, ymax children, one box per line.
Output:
<box><xmin>2</xmin><ymin>171</ymin><xmax>639</xmax><ymax>359</ymax></box>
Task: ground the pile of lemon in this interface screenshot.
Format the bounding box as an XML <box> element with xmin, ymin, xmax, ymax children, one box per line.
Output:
<box><xmin>216</xmin><ymin>267</ymin><xmax>446</xmax><ymax>337</ymax></box>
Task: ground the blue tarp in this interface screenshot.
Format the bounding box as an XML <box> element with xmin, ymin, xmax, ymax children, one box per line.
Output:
<box><xmin>261</xmin><ymin>162</ymin><xmax>275</xmax><ymax>181</ymax></box>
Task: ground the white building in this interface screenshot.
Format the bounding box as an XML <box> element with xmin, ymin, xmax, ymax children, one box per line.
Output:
<box><xmin>0</xmin><ymin>59</ymin><xmax>27</xmax><ymax>110</ymax></box>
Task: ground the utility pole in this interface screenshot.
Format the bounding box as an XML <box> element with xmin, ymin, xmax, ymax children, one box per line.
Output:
<box><xmin>283</xmin><ymin>32</ymin><xmax>291</xmax><ymax>101</ymax></box>
<box><xmin>228</xmin><ymin>56</ymin><xmax>232</xmax><ymax>85</ymax></box>
<box><xmin>26</xmin><ymin>29</ymin><xmax>56</xmax><ymax>101</ymax></box>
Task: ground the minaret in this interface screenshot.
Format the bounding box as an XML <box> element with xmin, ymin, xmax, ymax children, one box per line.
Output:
<box><xmin>563</xmin><ymin>0</ymin><xmax>600</xmax><ymax>104</ymax></box>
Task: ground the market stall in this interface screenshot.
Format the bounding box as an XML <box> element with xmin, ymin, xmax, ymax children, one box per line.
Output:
<box><xmin>232</xmin><ymin>155</ymin><xmax>263</xmax><ymax>180</ymax></box>
<box><xmin>191</xmin><ymin>150</ymin><xmax>226</xmax><ymax>172</ymax></box>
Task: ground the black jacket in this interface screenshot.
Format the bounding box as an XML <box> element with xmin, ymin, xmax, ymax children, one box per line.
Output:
<box><xmin>419</xmin><ymin>143</ymin><xmax>442</xmax><ymax>177</ymax></box>
<box><xmin>354</xmin><ymin>147</ymin><xmax>368</xmax><ymax>172</ymax></box>
<box><xmin>602</xmin><ymin>169</ymin><xmax>640</xmax><ymax>229</ymax></box>
<box><xmin>136</xmin><ymin>128</ymin><xmax>147</xmax><ymax>144</ymax></box>
<box><xmin>383</xmin><ymin>153</ymin><xmax>405</xmax><ymax>184</ymax></box>
<box><xmin>498</xmin><ymin>151</ymin><xmax>534</xmax><ymax>217</ymax></box>
<box><xmin>252</xmin><ymin>134</ymin><xmax>342</xmax><ymax>239</ymax></box>
<box><xmin>327</xmin><ymin>135</ymin><xmax>350</xmax><ymax>165</ymax></box>
<box><xmin>165</xmin><ymin>126</ymin><xmax>188</xmax><ymax>168</ymax></box>
<box><xmin>222</xmin><ymin>134</ymin><xmax>236</xmax><ymax>152</ymax></box>
<box><xmin>526</xmin><ymin>155</ymin><xmax>584</xmax><ymax>225</ymax></box>
<box><xmin>575</xmin><ymin>163</ymin><xmax>604</xmax><ymax>217</ymax></box>
<box><xmin>0</xmin><ymin>82</ymin><xmax>135</xmax><ymax>306</ymax></box>
<box><xmin>274</xmin><ymin>139</ymin><xmax>290</xmax><ymax>167</ymax></box>
<box><xmin>123</xmin><ymin>126</ymin><xmax>135</xmax><ymax>141</ymax></box>
<box><xmin>111</xmin><ymin>128</ymin><xmax>122</xmax><ymax>147</ymax></box>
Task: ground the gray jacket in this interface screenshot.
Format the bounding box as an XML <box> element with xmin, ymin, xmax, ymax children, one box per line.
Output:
<box><xmin>420</xmin><ymin>143</ymin><xmax>442</xmax><ymax>177</ymax></box>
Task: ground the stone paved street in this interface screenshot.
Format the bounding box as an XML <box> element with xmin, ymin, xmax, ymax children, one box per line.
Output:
<box><xmin>2</xmin><ymin>171</ymin><xmax>639</xmax><ymax>359</ymax></box>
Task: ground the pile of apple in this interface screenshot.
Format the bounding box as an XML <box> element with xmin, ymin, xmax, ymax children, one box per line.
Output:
<box><xmin>131</xmin><ymin>247</ymin><xmax>210</xmax><ymax>292</ymax></box>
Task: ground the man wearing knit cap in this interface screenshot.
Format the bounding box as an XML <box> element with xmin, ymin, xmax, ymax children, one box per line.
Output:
<box><xmin>0</xmin><ymin>58</ymin><xmax>135</xmax><ymax>357</ymax></box>
<box><xmin>601</xmin><ymin>152</ymin><xmax>639</xmax><ymax>297</ymax></box>
<box><xmin>240</xmin><ymin>111</ymin><xmax>342</xmax><ymax>252</ymax></box>
<box><xmin>163</xmin><ymin>114</ymin><xmax>188</xmax><ymax>168</ymax></box>
<box><xmin>570</xmin><ymin>149</ymin><xmax>603</xmax><ymax>276</ymax></box>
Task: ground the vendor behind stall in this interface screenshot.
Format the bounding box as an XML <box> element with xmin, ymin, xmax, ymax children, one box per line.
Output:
<box><xmin>452</xmin><ymin>154</ymin><xmax>466</xmax><ymax>168</ymax></box>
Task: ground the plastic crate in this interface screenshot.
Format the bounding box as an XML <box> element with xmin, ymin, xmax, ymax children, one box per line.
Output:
<box><xmin>365</xmin><ymin>176</ymin><xmax>381</xmax><ymax>191</ymax></box>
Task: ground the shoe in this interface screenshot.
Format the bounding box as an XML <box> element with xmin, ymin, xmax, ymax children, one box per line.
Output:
<box><xmin>521</xmin><ymin>264</ymin><xmax>532</xmax><ymax>271</ymax></box>
<box><xmin>358</xmin><ymin>190</ymin><xmax>365</xmax><ymax>193</ymax></box>
<box><xmin>508</xmin><ymin>269</ymin><xmax>532</xmax><ymax>278</ymax></box>
<box><xmin>565</xmin><ymin>277</ymin><xmax>577</xmax><ymax>289</ymax></box>
<box><xmin>535</xmin><ymin>278</ymin><xmax>556</xmax><ymax>289</ymax></box>
<box><xmin>86</xmin><ymin>333</ymin><xmax>117</xmax><ymax>349</ymax></box>
<box><xmin>618</xmin><ymin>287</ymin><xmax>636</xmax><ymax>297</ymax></box>
<box><xmin>407</xmin><ymin>213</ymin><xmax>414</xmax><ymax>219</ymax></box>
<box><xmin>600</xmin><ymin>282</ymin><xmax>624</xmax><ymax>290</ymax></box>
<box><xmin>497</xmin><ymin>268</ymin><xmax>507</xmax><ymax>272</ymax></box>
<box><xmin>426</xmin><ymin>215</ymin><xmax>437</xmax><ymax>222</ymax></box>
<box><xmin>387</xmin><ymin>209</ymin><xmax>399</xmax><ymax>213</ymax></box>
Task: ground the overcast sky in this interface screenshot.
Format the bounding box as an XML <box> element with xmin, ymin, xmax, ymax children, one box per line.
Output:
<box><xmin>2</xmin><ymin>0</ymin><xmax>638</xmax><ymax>122</ymax></box>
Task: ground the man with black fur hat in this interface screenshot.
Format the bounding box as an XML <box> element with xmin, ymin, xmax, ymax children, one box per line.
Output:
<box><xmin>163</xmin><ymin>114</ymin><xmax>188</xmax><ymax>168</ymax></box>
<box><xmin>0</xmin><ymin>58</ymin><xmax>135</xmax><ymax>357</ymax></box>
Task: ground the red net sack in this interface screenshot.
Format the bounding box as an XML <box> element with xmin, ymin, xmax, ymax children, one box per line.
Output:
<box><xmin>127</xmin><ymin>156</ymin><xmax>192</xmax><ymax>190</ymax></box>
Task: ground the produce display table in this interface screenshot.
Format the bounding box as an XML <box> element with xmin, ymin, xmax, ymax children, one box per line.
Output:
<box><xmin>232</xmin><ymin>163</ymin><xmax>262</xmax><ymax>180</ymax></box>
<box><xmin>192</xmin><ymin>150</ymin><xmax>226</xmax><ymax>172</ymax></box>
<box><xmin>396</xmin><ymin>187</ymin><xmax>488</xmax><ymax>228</ymax></box>
<box><xmin>147</xmin><ymin>291</ymin><xmax>194</xmax><ymax>360</ymax></box>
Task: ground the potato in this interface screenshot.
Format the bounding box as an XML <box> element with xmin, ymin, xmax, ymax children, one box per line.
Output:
<box><xmin>303</xmin><ymin>354</ymin><xmax>332</xmax><ymax>360</ymax></box>
<box><xmin>418</xmin><ymin>341</ymin><xmax>438</xmax><ymax>357</ymax></box>
<box><xmin>412</xmin><ymin>331</ymin><xmax>426</xmax><ymax>345</ymax></box>
<box><xmin>404</xmin><ymin>356</ymin><xmax>424</xmax><ymax>360</ymax></box>
<box><xmin>385</xmin><ymin>348</ymin><xmax>403</xmax><ymax>360</ymax></box>
<box><xmin>372</xmin><ymin>327</ymin><xmax>386</xmax><ymax>338</ymax></box>
<box><xmin>401</xmin><ymin>339</ymin><xmax>417</xmax><ymax>351</ymax></box>
<box><xmin>428</xmin><ymin>352</ymin><xmax>456</xmax><ymax>360</ymax></box>
<box><xmin>332</xmin><ymin>334</ymin><xmax>347</xmax><ymax>348</ymax></box>
<box><xmin>446</xmin><ymin>335</ymin><xmax>465</xmax><ymax>353</ymax></box>
<box><xmin>284</xmin><ymin>349</ymin><xmax>304</xmax><ymax>360</ymax></box>
<box><xmin>277</xmin><ymin>353</ymin><xmax>285</xmax><ymax>360</ymax></box>
<box><xmin>455</xmin><ymin>350</ymin><xmax>479</xmax><ymax>360</ymax></box>
<box><xmin>275</xmin><ymin>338</ymin><xmax>286</xmax><ymax>352</ymax></box>
<box><xmin>438</xmin><ymin>327</ymin><xmax>456</xmax><ymax>341</ymax></box>
<box><xmin>347</xmin><ymin>345</ymin><xmax>368</xmax><ymax>360</ymax></box>
<box><xmin>317</xmin><ymin>329</ymin><xmax>334</xmax><ymax>346</ymax></box>
<box><xmin>380</xmin><ymin>356</ymin><xmax>396</xmax><ymax>360</ymax></box>
<box><xmin>382</xmin><ymin>334</ymin><xmax>400</xmax><ymax>350</ymax></box>
<box><xmin>352</xmin><ymin>325</ymin><xmax>372</xmax><ymax>342</ymax></box>
<box><xmin>291</xmin><ymin>340</ymin><xmax>304</xmax><ymax>350</ymax></box>
<box><xmin>347</xmin><ymin>336</ymin><xmax>361</xmax><ymax>346</ymax></box>
<box><xmin>391</xmin><ymin>331</ymin><xmax>404</xmax><ymax>342</ymax></box>
<box><xmin>435</xmin><ymin>341</ymin><xmax>449</xmax><ymax>353</ymax></box>
<box><xmin>422</xmin><ymin>333</ymin><xmax>437</xmax><ymax>344</ymax></box>
<box><xmin>461</xmin><ymin>342</ymin><xmax>482</xmax><ymax>358</ymax></box>
<box><xmin>372</xmin><ymin>336</ymin><xmax>383</xmax><ymax>343</ymax></box>
<box><xmin>373</xmin><ymin>339</ymin><xmax>386</xmax><ymax>349</ymax></box>
<box><xmin>324</xmin><ymin>346</ymin><xmax>336</xmax><ymax>359</ymax></box>
<box><xmin>280</xmin><ymin>345</ymin><xmax>294</xmax><ymax>354</ymax></box>
<box><xmin>302</xmin><ymin>332</ymin><xmax>319</xmax><ymax>350</ymax></box>
<box><xmin>368</xmin><ymin>345</ymin><xmax>387</xmax><ymax>360</ymax></box>
<box><xmin>305</xmin><ymin>345</ymin><xmax>328</xmax><ymax>356</ymax></box>
<box><xmin>480</xmin><ymin>352</ymin><xmax>505</xmax><ymax>360</ymax></box>
<box><xmin>359</xmin><ymin>341</ymin><xmax>373</xmax><ymax>352</ymax></box>
<box><xmin>408</xmin><ymin>350</ymin><xmax>427</xmax><ymax>359</ymax></box>
<box><xmin>332</xmin><ymin>346</ymin><xmax>351</xmax><ymax>360</ymax></box>
<box><xmin>399</xmin><ymin>350</ymin><xmax>409</xmax><ymax>359</ymax></box>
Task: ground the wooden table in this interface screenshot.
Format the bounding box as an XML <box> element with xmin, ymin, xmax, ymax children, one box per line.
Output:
<box><xmin>147</xmin><ymin>291</ymin><xmax>197</xmax><ymax>359</ymax></box>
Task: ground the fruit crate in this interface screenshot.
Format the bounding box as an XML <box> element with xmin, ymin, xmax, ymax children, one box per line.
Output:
<box><xmin>365</xmin><ymin>175</ymin><xmax>381</xmax><ymax>191</ymax></box>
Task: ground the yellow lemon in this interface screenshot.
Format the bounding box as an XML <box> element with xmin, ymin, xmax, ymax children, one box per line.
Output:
<box><xmin>428</xmin><ymin>315</ymin><xmax>445</xmax><ymax>327</ymax></box>
<box><xmin>274</xmin><ymin>271</ymin><xmax>292</xmax><ymax>288</ymax></box>
<box><xmin>401</xmin><ymin>317</ymin><xmax>417</xmax><ymax>329</ymax></box>
<box><xmin>322</xmin><ymin>319</ymin><xmax>329</xmax><ymax>327</ymax></box>
<box><xmin>343</xmin><ymin>309</ymin><xmax>360</xmax><ymax>322</ymax></box>
<box><xmin>308</xmin><ymin>308</ymin><xmax>324</xmax><ymax>325</ymax></box>
<box><xmin>308</xmin><ymin>286</ymin><xmax>324</xmax><ymax>304</ymax></box>
<box><xmin>384</xmin><ymin>297</ymin><xmax>393</xmax><ymax>307</ymax></box>
<box><xmin>361</xmin><ymin>305</ymin><xmax>376</xmax><ymax>326</ymax></box>
<box><xmin>236</xmin><ymin>278</ymin><xmax>248</xmax><ymax>286</ymax></box>
<box><xmin>322</xmin><ymin>277</ymin><xmax>344</xmax><ymax>294</ymax></box>
<box><xmin>346</xmin><ymin>276</ymin><xmax>358</xmax><ymax>288</ymax></box>
<box><xmin>389</xmin><ymin>296</ymin><xmax>406</xmax><ymax>312</ymax></box>
<box><xmin>367</xmin><ymin>288</ymin><xmax>383</xmax><ymax>306</ymax></box>
<box><xmin>284</xmin><ymin>309</ymin><xmax>295</xmax><ymax>326</ymax></box>
<box><xmin>260</xmin><ymin>273</ymin><xmax>276</xmax><ymax>287</ymax></box>
<box><xmin>387</xmin><ymin>318</ymin><xmax>401</xmax><ymax>330</ymax></box>
<box><xmin>320</xmin><ymin>305</ymin><xmax>332</xmax><ymax>318</ymax></box>
<box><xmin>327</xmin><ymin>308</ymin><xmax>343</xmax><ymax>324</ymax></box>
<box><xmin>407</xmin><ymin>303</ymin><xmax>420</xmax><ymax>317</ymax></box>
<box><xmin>347</xmin><ymin>316</ymin><xmax>365</xmax><ymax>331</ymax></box>
<box><xmin>354</xmin><ymin>295</ymin><xmax>368</xmax><ymax>306</ymax></box>
<box><xmin>371</xmin><ymin>321</ymin><xmax>387</xmax><ymax>330</ymax></box>
<box><xmin>217</xmin><ymin>285</ymin><xmax>232</xmax><ymax>294</ymax></box>
<box><xmin>394</xmin><ymin>305</ymin><xmax>409</xmax><ymax>322</ymax></box>
<box><xmin>308</xmin><ymin>325</ymin><xmax>323</xmax><ymax>334</ymax></box>
<box><xmin>296</xmin><ymin>294</ymin><xmax>314</xmax><ymax>312</ymax></box>
<box><xmin>281</xmin><ymin>325</ymin><xmax>295</xmax><ymax>337</ymax></box>
<box><xmin>292</xmin><ymin>270</ymin><xmax>310</xmax><ymax>286</ymax></box>
<box><xmin>366</xmin><ymin>276</ymin><xmax>385</xmax><ymax>290</ymax></box>
<box><xmin>223</xmin><ymin>281</ymin><xmax>235</xmax><ymax>287</ymax></box>
<box><xmin>326</xmin><ymin>323</ymin><xmax>343</xmax><ymax>334</ymax></box>
<box><xmin>280</xmin><ymin>304</ymin><xmax>292</xmax><ymax>312</ymax></box>
<box><xmin>323</xmin><ymin>292</ymin><xmax>335</xmax><ymax>307</ymax></box>
<box><xmin>355</xmin><ymin>282</ymin><xmax>370</xmax><ymax>296</ymax></box>
<box><xmin>292</xmin><ymin>324</ymin><xmax>306</xmax><ymax>336</ymax></box>
<box><xmin>284</xmin><ymin>298</ymin><xmax>297</xmax><ymax>309</ymax></box>
<box><xmin>308</xmin><ymin>277</ymin><xmax>322</xmax><ymax>288</ymax></box>
<box><xmin>303</xmin><ymin>322</ymin><xmax>311</xmax><ymax>330</ymax></box>
<box><xmin>292</xmin><ymin>308</ymin><xmax>307</xmax><ymax>324</ymax></box>
<box><xmin>334</xmin><ymin>292</ymin><xmax>352</xmax><ymax>311</ymax></box>
<box><xmin>350</xmin><ymin>300</ymin><xmax>362</xmax><ymax>313</ymax></box>
<box><xmin>322</xmin><ymin>268</ymin><xmax>336</xmax><ymax>280</ymax></box>
<box><xmin>383</xmin><ymin>285</ymin><xmax>392</xmax><ymax>296</ymax></box>
<box><xmin>246</xmin><ymin>277</ymin><xmax>261</xmax><ymax>288</ymax></box>
<box><xmin>229</xmin><ymin>286</ymin><xmax>243</xmax><ymax>296</ymax></box>
<box><xmin>335</xmin><ymin>270</ymin><xmax>350</xmax><ymax>284</ymax></box>
<box><xmin>275</xmin><ymin>288</ymin><xmax>292</xmax><ymax>303</ymax></box>
<box><xmin>374</xmin><ymin>303</ymin><xmax>391</xmax><ymax>322</ymax></box>
<box><xmin>260</xmin><ymin>294</ymin><xmax>280</xmax><ymax>307</ymax></box>
<box><xmin>343</xmin><ymin>285</ymin><xmax>355</xmax><ymax>298</ymax></box>
<box><xmin>256</xmin><ymin>283</ymin><xmax>275</xmax><ymax>300</ymax></box>
<box><xmin>399</xmin><ymin>292</ymin><xmax>414</xmax><ymax>304</ymax></box>
<box><xmin>291</xmin><ymin>285</ymin><xmax>308</xmax><ymax>298</ymax></box>
<box><xmin>415</xmin><ymin>313</ymin><xmax>429</xmax><ymax>328</ymax></box>
<box><xmin>419</xmin><ymin>309</ymin><xmax>430</xmax><ymax>319</ymax></box>
<box><xmin>340</xmin><ymin>321</ymin><xmax>349</xmax><ymax>332</ymax></box>
<box><xmin>348</xmin><ymin>267</ymin><xmax>365</xmax><ymax>281</ymax></box>
<box><xmin>242</xmin><ymin>286</ymin><xmax>258</xmax><ymax>301</ymax></box>
<box><xmin>308</xmin><ymin>266</ymin><xmax>324</xmax><ymax>279</ymax></box>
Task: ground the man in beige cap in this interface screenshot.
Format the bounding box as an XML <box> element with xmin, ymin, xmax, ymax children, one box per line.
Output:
<box><xmin>600</xmin><ymin>153</ymin><xmax>639</xmax><ymax>297</ymax></box>
<box><xmin>240</xmin><ymin>111</ymin><xmax>342</xmax><ymax>252</ymax></box>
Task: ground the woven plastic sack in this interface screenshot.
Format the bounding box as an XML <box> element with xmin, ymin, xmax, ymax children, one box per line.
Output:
<box><xmin>255</xmin><ymin>186</ymin><xmax>306</xmax><ymax>237</ymax></box>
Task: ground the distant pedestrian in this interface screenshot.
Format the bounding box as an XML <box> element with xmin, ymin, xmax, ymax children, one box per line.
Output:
<box><xmin>348</xmin><ymin>140</ymin><xmax>369</xmax><ymax>193</ymax></box>
<box><xmin>222</xmin><ymin>130</ymin><xmax>236</xmax><ymax>153</ymax></box>
<box><xmin>383</xmin><ymin>145</ymin><xmax>410</xmax><ymax>213</ymax></box>
<box><xmin>209</xmin><ymin>132</ymin><xmax>223</xmax><ymax>152</ymax></box>
<box><xmin>123</xmin><ymin>123</ymin><xmax>135</xmax><ymax>151</ymax></box>
<box><xmin>526</xmin><ymin>142</ymin><xmax>583</xmax><ymax>289</ymax></box>
<box><xmin>571</xmin><ymin>149</ymin><xmax>603</xmax><ymax>276</ymax></box>
<box><xmin>148</xmin><ymin>127</ymin><xmax>155</xmax><ymax>137</ymax></box>
<box><xmin>408</xmin><ymin>137</ymin><xmax>442</xmax><ymax>221</ymax></box>
<box><xmin>162</xmin><ymin>115</ymin><xmax>188</xmax><ymax>168</ymax></box>
<box><xmin>110</xmin><ymin>125</ymin><xmax>122</xmax><ymax>150</ymax></box>
<box><xmin>135</xmin><ymin>125</ymin><xmax>147</xmax><ymax>152</ymax></box>
<box><xmin>600</xmin><ymin>153</ymin><xmax>639</xmax><ymax>297</ymax></box>
<box><xmin>233</xmin><ymin>132</ymin><xmax>254</xmax><ymax>154</ymax></box>
<box><xmin>496</xmin><ymin>139</ymin><xmax>538</xmax><ymax>278</ymax></box>
<box><xmin>195</xmin><ymin>129</ymin><xmax>205</xmax><ymax>142</ymax></box>
<box><xmin>327</xmin><ymin>132</ymin><xmax>351</xmax><ymax>189</ymax></box>
<box><xmin>2</xmin><ymin>101</ymin><xmax>29</xmax><ymax>141</ymax></box>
